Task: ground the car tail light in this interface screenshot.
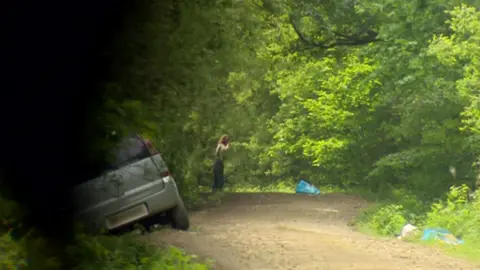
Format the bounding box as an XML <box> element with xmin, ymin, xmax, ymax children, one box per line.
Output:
<box><xmin>161</xmin><ymin>170</ymin><xmax>171</xmax><ymax>177</ymax></box>
<box><xmin>141</xmin><ymin>138</ymin><xmax>159</xmax><ymax>155</ymax></box>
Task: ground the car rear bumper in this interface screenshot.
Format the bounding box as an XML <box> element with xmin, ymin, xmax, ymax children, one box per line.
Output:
<box><xmin>75</xmin><ymin>176</ymin><xmax>181</xmax><ymax>231</ymax></box>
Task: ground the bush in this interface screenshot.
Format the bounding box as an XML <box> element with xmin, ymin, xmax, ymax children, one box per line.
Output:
<box><xmin>355</xmin><ymin>188</ymin><xmax>428</xmax><ymax>236</ymax></box>
<box><xmin>425</xmin><ymin>185</ymin><xmax>480</xmax><ymax>243</ymax></box>
<box><xmin>0</xmin><ymin>196</ymin><xmax>27</xmax><ymax>270</ymax></box>
<box><xmin>356</xmin><ymin>184</ymin><xmax>480</xmax><ymax>259</ymax></box>
<box><xmin>0</xmin><ymin>231</ymin><xmax>27</xmax><ymax>269</ymax></box>
<box><xmin>0</xmin><ymin>193</ymin><xmax>211</xmax><ymax>270</ymax></box>
<box><xmin>227</xmin><ymin>180</ymin><xmax>296</xmax><ymax>193</ymax></box>
<box><xmin>362</xmin><ymin>204</ymin><xmax>407</xmax><ymax>236</ymax></box>
<box><xmin>68</xmin><ymin>232</ymin><xmax>212</xmax><ymax>270</ymax></box>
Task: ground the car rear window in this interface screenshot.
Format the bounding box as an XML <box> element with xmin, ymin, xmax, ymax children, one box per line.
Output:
<box><xmin>107</xmin><ymin>136</ymin><xmax>152</xmax><ymax>170</ymax></box>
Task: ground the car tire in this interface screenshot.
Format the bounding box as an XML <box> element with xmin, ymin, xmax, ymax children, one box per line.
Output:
<box><xmin>167</xmin><ymin>200</ymin><xmax>190</xmax><ymax>230</ymax></box>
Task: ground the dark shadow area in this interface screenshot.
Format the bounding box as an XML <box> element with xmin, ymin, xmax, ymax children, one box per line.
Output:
<box><xmin>108</xmin><ymin>213</ymin><xmax>171</xmax><ymax>236</ymax></box>
<box><xmin>2</xmin><ymin>0</ymin><xmax>150</xmax><ymax>267</ymax></box>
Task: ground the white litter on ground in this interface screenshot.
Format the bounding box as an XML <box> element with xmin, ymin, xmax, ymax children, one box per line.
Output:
<box><xmin>398</xmin><ymin>223</ymin><xmax>418</xmax><ymax>239</ymax></box>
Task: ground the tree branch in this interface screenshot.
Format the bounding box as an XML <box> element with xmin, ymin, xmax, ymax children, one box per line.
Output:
<box><xmin>289</xmin><ymin>15</ymin><xmax>381</xmax><ymax>50</ymax></box>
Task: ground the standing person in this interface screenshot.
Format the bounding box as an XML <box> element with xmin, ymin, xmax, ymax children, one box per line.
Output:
<box><xmin>212</xmin><ymin>135</ymin><xmax>230</xmax><ymax>192</ymax></box>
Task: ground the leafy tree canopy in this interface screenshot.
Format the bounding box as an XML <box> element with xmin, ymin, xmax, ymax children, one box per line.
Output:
<box><xmin>93</xmin><ymin>0</ymin><xmax>480</xmax><ymax>201</ymax></box>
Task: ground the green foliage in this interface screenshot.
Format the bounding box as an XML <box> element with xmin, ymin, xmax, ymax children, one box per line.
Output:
<box><xmin>83</xmin><ymin>0</ymin><xmax>480</xmax><ymax>205</ymax></box>
<box><xmin>425</xmin><ymin>185</ymin><xmax>480</xmax><ymax>243</ymax></box>
<box><xmin>0</xmin><ymin>192</ymin><xmax>210</xmax><ymax>270</ymax></box>
<box><xmin>0</xmin><ymin>195</ymin><xmax>27</xmax><ymax>270</ymax></box>
<box><xmin>0</xmin><ymin>232</ymin><xmax>26</xmax><ymax>270</ymax></box>
<box><xmin>228</xmin><ymin>180</ymin><xmax>296</xmax><ymax>193</ymax></box>
<box><xmin>76</xmin><ymin>0</ymin><xmax>480</xmax><ymax>263</ymax></box>
<box><xmin>0</xmin><ymin>196</ymin><xmax>22</xmax><ymax>230</ymax></box>
<box><xmin>358</xmin><ymin>185</ymin><xmax>480</xmax><ymax>259</ymax></box>
<box><xmin>5</xmin><ymin>0</ymin><xmax>480</xmax><ymax>267</ymax></box>
<box><xmin>0</xmin><ymin>195</ymin><xmax>62</xmax><ymax>270</ymax></box>
<box><xmin>68</xmin><ymin>233</ymin><xmax>211</xmax><ymax>270</ymax></box>
<box><xmin>356</xmin><ymin>188</ymin><xmax>428</xmax><ymax>236</ymax></box>
<box><xmin>363</xmin><ymin>204</ymin><xmax>407</xmax><ymax>236</ymax></box>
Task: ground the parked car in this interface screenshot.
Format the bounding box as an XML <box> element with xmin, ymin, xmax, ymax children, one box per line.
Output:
<box><xmin>72</xmin><ymin>134</ymin><xmax>189</xmax><ymax>232</ymax></box>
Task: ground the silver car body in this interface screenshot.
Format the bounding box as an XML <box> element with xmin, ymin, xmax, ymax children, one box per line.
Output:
<box><xmin>72</xmin><ymin>135</ymin><xmax>184</xmax><ymax>231</ymax></box>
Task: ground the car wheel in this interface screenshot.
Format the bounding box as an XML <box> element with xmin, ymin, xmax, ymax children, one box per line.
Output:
<box><xmin>167</xmin><ymin>200</ymin><xmax>190</xmax><ymax>230</ymax></box>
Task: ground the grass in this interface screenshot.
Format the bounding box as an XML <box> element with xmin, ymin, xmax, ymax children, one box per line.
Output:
<box><xmin>351</xmin><ymin>185</ymin><xmax>480</xmax><ymax>264</ymax></box>
<box><xmin>225</xmin><ymin>182</ymin><xmax>295</xmax><ymax>193</ymax></box>
<box><xmin>438</xmin><ymin>243</ymin><xmax>480</xmax><ymax>262</ymax></box>
<box><xmin>355</xmin><ymin>223</ymin><xmax>480</xmax><ymax>263</ymax></box>
<box><xmin>69</xmin><ymin>232</ymin><xmax>213</xmax><ymax>270</ymax></box>
<box><xmin>211</xmin><ymin>180</ymin><xmax>343</xmax><ymax>194</ymax></box>
<box><xmin>0</xmin><ymin>194</ymin><xmax>213</xmax><ymax>270</ymax></box>
<box><xmin>410</xmin><ymin>238</ymin><xmax>480</xmax><ymax>263</ymax></box>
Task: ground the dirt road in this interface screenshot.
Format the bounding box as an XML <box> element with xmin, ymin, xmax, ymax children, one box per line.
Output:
<box><xmin>146</xmin><ymin>193</ymin><xmax>480</xmax><ymax>270</ymax></box>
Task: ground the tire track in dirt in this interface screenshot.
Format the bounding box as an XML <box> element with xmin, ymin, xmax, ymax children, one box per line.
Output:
<box><xmin>145</xmin><ymin>193</ymin><xmax>480</xmax><ymax>270</ymax></box>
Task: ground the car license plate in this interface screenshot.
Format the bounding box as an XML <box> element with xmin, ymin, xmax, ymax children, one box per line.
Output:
<box><xmin>105</xmin><ymin>204</ymin><xmax>148</xmax><ymax>229</ymax></box>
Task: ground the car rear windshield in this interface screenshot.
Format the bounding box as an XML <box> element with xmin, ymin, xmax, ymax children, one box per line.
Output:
<box><xmin>107</xmin><ymin>135</ymin><xmax>152</xmax><ymax>170</ymax></box>
<box><xmin>74</xmin><ymin>135</ymin><xmax>162</xmax><ymax>185</ymax></box>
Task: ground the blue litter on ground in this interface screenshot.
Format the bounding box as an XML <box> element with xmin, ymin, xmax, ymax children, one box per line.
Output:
<box><xmin>295</xmin><ymin>180</ymin><xmax>321</xmax><ymax>195</ymax></box>
<box><xmin>421</xmin><ymin>228</ymin><xmax>464</xmax><ymax>245</ymax></box>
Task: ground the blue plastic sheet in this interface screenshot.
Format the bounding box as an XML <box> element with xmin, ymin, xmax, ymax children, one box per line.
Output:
<box><xmin>295</xmin><ymin>180</ymin><xmax>321</xmax><ymax>195</ymax></box>
<box><xmin>421</xmin><ymin>228</ymin><xmax>464</xmax><ymax>245</ymax></box>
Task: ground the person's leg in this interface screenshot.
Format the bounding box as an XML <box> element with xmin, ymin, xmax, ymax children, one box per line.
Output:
<box><xmin>211</xmin><ymin>177</ymin><xmax>217</xmax><ymax>192</ymax></box>
<box><xmin>212</xmin><ymin>160</ymin><xmax>217</xmax><ymax>192</ymax></box>
<box><xmin>217</xmin><ymin>160</ymin><xmax>225</xmax><ymax>191</ymax></box>
<box><xmin>212</xmin><ymin>159</ymin><xmax>221</xmax><ymax>192</ymax></box>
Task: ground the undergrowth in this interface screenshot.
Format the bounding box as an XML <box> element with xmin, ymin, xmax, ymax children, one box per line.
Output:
<box><xmin>355</xmin><ymin>184</ymin><xmax>480</xmax><ymax>262</ymax></box>
<box><xmin>201</xmin><ymin>179</ymin><xmax>341</xmax><ymax>194</ymax></box>
<box><xmin>226</xmin><ymin>181</ymin><xmax>295</xmax><ymax>193</ymax></box>
<box><xmin>69</xmin><ymin>233</ymin><xmax>212</xmax><ymax>270</ymax></box>
<box><xmin>0</xmin><ymin>194</ymin><xmax>212</xmax><ymax>270</ymax></box>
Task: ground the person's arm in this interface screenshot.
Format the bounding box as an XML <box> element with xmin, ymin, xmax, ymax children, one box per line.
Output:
<box><xmin>215</xmin><ymin>143</ymin><xmax>229</xmax><ymax>157</ymax></box>
<box><xmin>223</xmin><ymin>142</ymin><xmax>230</xmax><ymax>150</ymax></box>
<box><xmin>215</xmin><ymin>144</ymin><xmax>225</xmax><ymax>156</ymax></box>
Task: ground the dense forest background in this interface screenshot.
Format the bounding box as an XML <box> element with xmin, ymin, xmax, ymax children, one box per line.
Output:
<box><xmin>3</xmin><ymin>0</ymin><xmax>480</xmax><ymax>268</ymax></box>
<box><xmin>98</xmin><ymin>0</ymin><xmax>480</xmax><ymax>201</ymax></box>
